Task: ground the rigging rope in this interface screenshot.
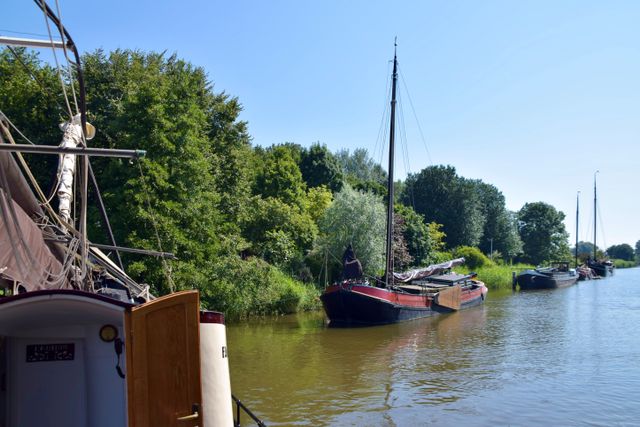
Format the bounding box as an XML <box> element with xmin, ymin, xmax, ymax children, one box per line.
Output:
<box><xmin>39</xmin><ymin>2</ymin><xmax>74</xmax><ymax>120</ymax></box>
<box><xmin>399</xmin><ymin>66</ymin><xmax>433</xmax><ymax>166</ymax></box>
<box><xmin>136</xmin><ymin>161</ymin><xmax>175</xmax><ymax>292</ymax></box>
<box><xmin>4</xmin><ymin>45</ymin><xmax>66</xmax><ymax>115</ymax></box>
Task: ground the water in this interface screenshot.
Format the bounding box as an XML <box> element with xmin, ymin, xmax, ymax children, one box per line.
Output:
<box><xmin>227</xmin><ymin>268</ymin><xmax>640</xmax><ymax>426</ymax></box>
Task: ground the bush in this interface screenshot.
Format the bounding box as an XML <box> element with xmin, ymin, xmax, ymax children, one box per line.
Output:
<box><xmin>613</xmin><ymin>259</ymin><xmax>637</xmax><ymax>269</ymax></box>
<box><xmin>200</xmin><ymin>255</ymin><xmax>321</xmax><ymax>320</ymax></box>
<box><xmin>453</xmin><ymin>246</ymin><xmax>493</xmax><ymax>269</ymax></box>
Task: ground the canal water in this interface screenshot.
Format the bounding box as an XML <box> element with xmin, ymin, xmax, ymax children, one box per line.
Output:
<box><xmin>227</xmin><ymin>267</ymin><xmax>640</xmax><ymax>426</ymax></box>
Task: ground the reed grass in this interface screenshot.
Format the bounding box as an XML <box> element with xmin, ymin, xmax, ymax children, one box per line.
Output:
<box><xmin>458</xmin><ymin>263</ymin><xmax>534</xmax><ymax>290</ymax></box>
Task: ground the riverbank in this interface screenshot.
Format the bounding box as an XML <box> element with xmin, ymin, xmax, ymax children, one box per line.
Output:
<box><xmin>457</xmin><ymin>263</ymin><xmax>533</xmax><ymax>290</ymax></box>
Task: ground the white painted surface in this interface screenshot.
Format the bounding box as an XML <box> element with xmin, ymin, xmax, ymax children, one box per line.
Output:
<box><xmin>200</xmin><ymin>322</ymin><xmax>234</xmax><ymax>427</ymax></box>
<box><xmin>1</xmin><ymin>294</ymin><xmax>128</xmax><ymax>427</ymax></box>
<box><xmin>9</xmin><ymin>337</ymin><xmax>87</xmax><ymax>427</ymax></box>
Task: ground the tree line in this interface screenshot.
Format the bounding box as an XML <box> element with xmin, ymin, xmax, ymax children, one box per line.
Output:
<box><xmin>1</xmin><ymin>48</ymin><xmax>635</xmax><ymax>317</ymax></box>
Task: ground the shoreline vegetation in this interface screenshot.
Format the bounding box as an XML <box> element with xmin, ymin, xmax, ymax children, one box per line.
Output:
<box><xmin>2</xmin><ymin>48</ymin><xmax>639</xmax><ymax>321</ymax></box>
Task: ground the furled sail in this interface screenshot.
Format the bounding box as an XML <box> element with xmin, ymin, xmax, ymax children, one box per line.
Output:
<box><xmin>0</xmin><ymin>192</ymin><xmax>69</xmax><ymax>291</ymax></box>
<box><xmin>392</xmin><ymin>257</ymin><xmax>466</xmax><ymax>283</ymax></box>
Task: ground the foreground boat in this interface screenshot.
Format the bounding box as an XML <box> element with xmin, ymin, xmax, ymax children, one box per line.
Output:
<box><xmin>516</xmin><ymin>262</ymin><xmax>579</xmax><ymax>290</ymax></box>
<box><xmin>321</xmin><ymin>260</ymin><xmax>488</xmax><ymax>326</ymax></box>
<box><xmin>320</xmin><ymin>46</ymin><xmax>487</xmax><ymax>326</ymax></box>
<box><xmin>0</xmin><ymin>4</ymin><xmax>265</xmax><ymax>426</ymax></box>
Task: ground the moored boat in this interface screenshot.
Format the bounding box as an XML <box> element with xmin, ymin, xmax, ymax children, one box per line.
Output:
<box><xmin>516</xmin><ymin>262</ymin><xmax>578</xmax><ymax>290</ymax></box>
<box><xmin>321</xmin><ymin>259</ymin><xmax>487</xmax><ymax>326</ymax></box>
<box><xmin>589</xmin><ymin>171</ymin><xmax>615</xmax><ymax>278</ymax></box>
<box><xmin>320</xmin><ymin>45</ymin><xmax>488</xmax><ymax>326</ymax></box>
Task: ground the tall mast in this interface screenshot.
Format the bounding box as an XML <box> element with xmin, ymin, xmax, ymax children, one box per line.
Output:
<box><xmin>575</xmin><ymin>191</ymin><xmax>579</xmax><ymax>268</ymax></box>
<box><xmin>384</xmin><ymin>41</ymin><xmax>398</xmax><ymax>288</ymax></box>
<box><xmin>593</xmin><ymin>171</ymin><xmax>599</xmax><ymax>260</ymax></box>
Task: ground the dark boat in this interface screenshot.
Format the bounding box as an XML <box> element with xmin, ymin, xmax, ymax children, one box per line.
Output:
<box><xmin>516</xmin><ymin>262</ymin><xmax>579</xmax><ymax>290</ymax></box>
<box><xmin>587</xmin><ymin>258</ymin><xmax>614</xmax><ymax>278</ymax></box>
<box><xmin>321</xmin><ymin>266</ymin><xmax>488</xmax><ymax>326</ymax></box>
<box><xmin>320</xmin><ymin>45</ymin><xmax>488</xmax><ymax>326</ymax></box>
<box><xmin>588</xmin><ymin>171</ymin><xmax>615</xmax><ymax>277</ymax></box>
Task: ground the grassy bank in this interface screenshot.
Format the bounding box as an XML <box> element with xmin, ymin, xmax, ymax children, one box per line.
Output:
<box><xmin>612</xmin><ymin>259</ymin><xmax>638</xmax><ymax>269</ymax></box>
<box><xmin>458</xmin><ymin>263</ymin><xmax>534</xmax><ymax>290</ymax></box>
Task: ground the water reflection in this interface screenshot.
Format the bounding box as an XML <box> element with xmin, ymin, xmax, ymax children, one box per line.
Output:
<box><xmin>228</xmin><ymin>268</ymin><xmax>640</xmax><ymax>426</ymax></box>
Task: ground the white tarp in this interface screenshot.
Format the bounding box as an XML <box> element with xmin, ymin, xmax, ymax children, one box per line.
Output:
<box><xmin>393</xmin><ymin>257</ymin><xmax>466</xmax><ymax>283</ymax></box>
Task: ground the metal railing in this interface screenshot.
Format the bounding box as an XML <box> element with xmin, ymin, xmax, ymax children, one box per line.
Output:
<box><xmin>232</xmin><ymin>394</ymin><xmax>267</xmax><ymax>427</ymax></box>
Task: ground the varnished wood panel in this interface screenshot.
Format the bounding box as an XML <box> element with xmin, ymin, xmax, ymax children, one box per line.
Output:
<box><xmin>126</xmin><ymin>291</ymin><xmax>202</xmax><ymax>426</ymax></box>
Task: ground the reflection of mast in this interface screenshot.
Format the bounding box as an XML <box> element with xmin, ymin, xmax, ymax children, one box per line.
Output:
<box><xmin>384</xmin><ymin>41</ymin><xmax>398</xmax><ymax>288</ymax></box>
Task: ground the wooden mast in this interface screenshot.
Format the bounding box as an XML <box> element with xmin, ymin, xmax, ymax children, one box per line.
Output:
<box><xmin>575</xmin><ymin>191</ymin><xmax>579</xmax><ymax>268</ymax></box>
<box><xmin>384</xmin><ymin>41</ymin><xmax>398</xmax><ymax>288</ymax></box>
<box><xmin>593</xmin><ymin>171</ymin><xmax>598</xmax><ymax>260</ymax></box>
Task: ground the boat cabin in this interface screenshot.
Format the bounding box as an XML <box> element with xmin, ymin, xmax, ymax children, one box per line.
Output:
<box><xmin>0</xmin><ymin>290</ymin><xmax>233</xmax><ymax>427</ymax></box>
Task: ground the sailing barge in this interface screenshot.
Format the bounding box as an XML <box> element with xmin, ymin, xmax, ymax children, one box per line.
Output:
<box><xmin>320</xmin><ymin>46</ymin><xmax>487</xmax><ymax>326</ymax></box>
<box><xmin>321</xmin><ymin>260</ymin><xmax>488</xmax><ymax>326</ymax></box>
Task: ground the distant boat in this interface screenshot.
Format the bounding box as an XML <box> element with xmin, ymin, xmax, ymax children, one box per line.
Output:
<box><xmin>516</xmin><ymin>262</ymin><xmax>579</xmax><ymax>290</ymax></box>
<box><xmin>588</xmin><ymin>172</ymin><xmax>615</xmax><ymax>277</ymax></box>
<box><xmin>319</xmin><ymin>45</ymin><xmax>487</xmax><ymax>326</ymax></box>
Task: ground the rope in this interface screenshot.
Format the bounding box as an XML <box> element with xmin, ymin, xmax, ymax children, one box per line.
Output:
<box><xmin>136</xmin><ymin>161</ymin><xmax>175</xmax><ymax>292</ymax></box>
<box><xmin>39</xmin><ymin>1</ymin><xmax>73</xmax><ymax>120</ymax></box>
<box><xmin>4</xmin><ymin>45</ymin><xmax>66</xmax><ymax>114</ymax></box>
<box><xmin>399</xmin><ymin>66</ymin><xmax>433</xmax><ymax>166</ymax></box>
<box><xmin>53</xmin><ymin>0</ymin><xmax>79</xmax><ymax>116</ymax></box>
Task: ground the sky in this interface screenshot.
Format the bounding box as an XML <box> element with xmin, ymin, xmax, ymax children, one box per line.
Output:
<box><xmin>3</xmin><ymin>0</ymin><xmax>639</xmax><ymax>248</ymax></box>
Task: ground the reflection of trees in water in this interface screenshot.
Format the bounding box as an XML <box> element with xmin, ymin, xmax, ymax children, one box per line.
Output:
<box><xmin>227</xmin><ymin>308</ymin><xmax>500</xmax><ymax>426</ymax></box>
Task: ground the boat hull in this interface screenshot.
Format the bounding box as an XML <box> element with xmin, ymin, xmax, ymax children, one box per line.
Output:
<box><xmin>587</xmin><ymin>261</ymin><xmax>615</xmax><ymax>278</ymax></box>
<box><xmin>517</xmin><ymin>270</ymin><xmax>578</xmax><ymax>290</ymax></box>
<box><xmin>320</xmin><ymin>282</ymin><xmax>487</xmax><ymax>326</ymax></box>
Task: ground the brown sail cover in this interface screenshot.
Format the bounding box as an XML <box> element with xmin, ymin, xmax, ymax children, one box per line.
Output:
<box><xmin>0</xmin><ymin>192</ymin><xmax>69</xmax><ymax>291</ymax></box>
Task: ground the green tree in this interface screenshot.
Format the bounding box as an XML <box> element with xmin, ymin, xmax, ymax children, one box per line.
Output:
<box><xmin>241</xmin><ymin>196</ymin><xmax>317</xmax><ymax>267</ymax></box>
<box><xmin>473</xmin><ymin>181</ymin><xmax>522</xmax><ymax>259</ymax></box>
<box><xmin>607</xmin><ymin>244</ymin><xmax>635</xmax><ymax>261</ymax></box>
<box><xmin>517</xmin><ymin>202</ymin><xmax>570</xmax><ymax>265</ymax></box>
<box><xmin>253</xmin><ymin>145</ymin><xmax>307</xmax><ymax>208</ymax></box>
<box><xmin>335</xmin><ymin>148</ymin><xmax>387</xmax><ymax>195</ymax></box>
<box><xmin>0</xmin><ymin>48</ymin><xmax>65</xmax><ymax>190</ymax></box>
<box><xmin>299</xmin><ymin>143</ymin><xmax>344</xmax><ymax>192</ymax></box>
<box><xmin>395</xmin><ymin>204</ymin><xmax>432</xmax><ymax>266</ymax></box>
<box><xmin>315</xmin><ymin>185</ymin><xmax>386</xmax><ymax>279</ymax></box>
<box><xmin>402</xmin><ymin>165</ymin><xmax>485</xmax><ymax>248</ymax></box>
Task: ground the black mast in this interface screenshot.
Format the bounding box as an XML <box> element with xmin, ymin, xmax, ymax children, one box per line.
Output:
<box><xmin>384</xmin><ymin>41</ymin><xmax>398</xmax><ymax>288</ymax></box>
<box><xmin>593</xmin><ymin>171</ymin><xmax>598</xmax><ymax>260</ymax></box>
<box><xmin>575</xmin><ymin>191</ymin><xmax>579</xmax><ymax>268</ymax></box>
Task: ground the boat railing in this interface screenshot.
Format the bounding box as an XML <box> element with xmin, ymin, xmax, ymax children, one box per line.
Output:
<box><xmin>232</xmin><ymin>394</ymin><xmax>267</xmax><ymax>427</ymax></box>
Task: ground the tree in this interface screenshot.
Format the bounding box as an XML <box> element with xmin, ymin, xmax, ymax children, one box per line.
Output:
<box><xmin>241</xmin><ymin>196</ymin><xmax>317</xmax><ymax>266</ymax></box>
<box><xmin>635</xmin><ymin>240</ymin><xmax>640</xmax><ymax>259</ymax></box>
<box><xmin>335</xmin><ymin>148</ymin><xmax>387</xmax><ymax>195</ymax></box>
<box><xmin>299</xmin><ymin>143</ymin><xmax>344</xmax><ymax>192</ymax></box>
<box><xmin>315</xmin><ymin>185</ymin><xmax>386</xmax><ymax>278</ymax></box>
<box><xmin>395</xmin><ymin>204</ymin><xmax>432</xmax><ymax>266</ymax></box>
<box><xmin>0</xmin><ymin>48</ymin><xmax>65</xmax><ymax>191</ymax></box>
<box><xmin>401</xmin><ymin>165</ymin><xmax>485</xmax><ymax>248</ymax></box>
<box><xmin>473</xmin><ymin>181</ymin><xmax>522</xmax><ymax>259</ymax></box>
<box><xmin>253</xmin><ymin>145</ymin><xmax>307</xmax><ymax>208</ymax></box>
<box><xmin>517</xmin><ymin>202</ymin><xmax>571</xmax><ymax>265</ymax></box>
<box><xmin>607</xmin><ymin>244</ymin><xmax>635</xmax><ymax>261</ymax></box>
<box><xmin>574</xmin><ymin>241</ymin><xmax>598</xmax><ymax>262</ymax></box>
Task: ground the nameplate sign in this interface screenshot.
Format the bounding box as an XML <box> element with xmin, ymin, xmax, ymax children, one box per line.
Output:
<box><xmin>26</xmin><ymin>343</ymin><xmax>75</xmax><ymax>362</ymax></box>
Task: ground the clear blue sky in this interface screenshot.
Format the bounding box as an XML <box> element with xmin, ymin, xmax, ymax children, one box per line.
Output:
<box><xmin>3</xmin><ymin>1</ymin><xmax>639</xmax><ymax>248</ymax></box>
